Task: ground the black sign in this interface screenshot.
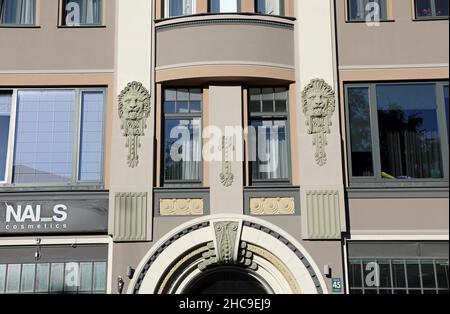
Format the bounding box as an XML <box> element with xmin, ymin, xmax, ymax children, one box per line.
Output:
<box><xmin>0</xmin><ymin>198</ymin><xmax>108</xmax><ymax>235</ymax></box>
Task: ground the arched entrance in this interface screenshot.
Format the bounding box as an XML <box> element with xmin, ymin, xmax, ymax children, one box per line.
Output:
<box><xmin>128</xmin><ymin>215</ymin><xmax>328</xmax><ymax>294</ymax></box>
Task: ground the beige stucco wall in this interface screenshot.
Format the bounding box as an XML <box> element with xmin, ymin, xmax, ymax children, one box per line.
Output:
<box><xmin>0</xmin><ymin>0</ymin><xmax>115</xmax><ymax>72</ymax></box>
<box><xmin>109</xmin><ymin>0</ymin><xmax>153</xmax><ymax>238</ymax></box>
<box><xmin>208</xmin><ymin>85</ymin><xmax>244</xmax><ymax>215</ymax></box>
<box><xmin>348</xmin><ymin>198</ymin><xmax>449</xmax><ymax>235</ymax></box>
<box><xmin>155</xmin><ymin>16</ymin><xmax>295</xmax><ymax>69</ymax></box>
<box><xmin>335</xmin><ymin>0</ymin><xmax>449</xmax><ymax>67</ymax></box>
<box><xmin>295</xmin><ymin>0</ymin><xmax>346</xmax><ymax>239</ymax></box>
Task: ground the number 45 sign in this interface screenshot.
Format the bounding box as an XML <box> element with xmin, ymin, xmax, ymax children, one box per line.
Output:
<box><xmin>332</xmin><ymin>278</ymin><xmax>342</xmax><ymax>293</ymax></box>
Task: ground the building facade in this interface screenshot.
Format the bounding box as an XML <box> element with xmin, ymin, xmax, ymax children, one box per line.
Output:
<box><xmin>0</xmin><ymin>0</ymin><xmax>448</xmax><ymax>295</ymax></box>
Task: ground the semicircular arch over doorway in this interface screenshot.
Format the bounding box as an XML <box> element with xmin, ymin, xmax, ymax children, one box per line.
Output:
<box><xmin>128</xmin><ymin>215</ymin><xmax>328</xmax><ymax>294</ymax></box>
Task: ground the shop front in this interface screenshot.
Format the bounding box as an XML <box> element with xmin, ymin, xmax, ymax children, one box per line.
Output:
<box><xmin>0</xmin><ymin>192</ymin><xmax>111</xmax><ymax>294</ymax></box>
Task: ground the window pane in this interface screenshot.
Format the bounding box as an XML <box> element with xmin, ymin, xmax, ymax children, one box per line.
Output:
<box><xmin>249</xmin><ymin>89</ymin><xmax>261</xmax><ymax>113</ymax></box>
<box><xmin>251</xmin><ymin>120</ymin><xmax>289</xmax><ymax>181</ymax></box>
<box><xmin>50</xmin><ymin>263</ymin><xmax>64</xmax><ymax>293</ymax></box>
<box><xmin>14</xmin><ymin>90</ymin><xmax>76</xmax><ymax>184</ymax></box>
<box><xmin>0</xmin><ymin>94</ymin><xmax>12</xmax><ymax>182</ymax></box>
<box><xmin>392</xmin><ymin>260</ymin><xmax>406</xmax><ymax>288</ymax></box>
<box><xmin>168</xmin><ymin>0</ymin><xmax>193</xmax><ymax>17</ymax></box>
<box><xmin>262</xmin><ymin>88</ymin><xmax>274</xmax><ymax>113</ymax></box>
<box><xmin>79</xmin><ymin>91</ymin><xmax>104</xmax><ymax>181</ymax></box>
<box><xmin>416</xmin><ymin>0</ymin><xmax>433</xmax><ymax>17</ymax></box>
<box><xmin>406</xmin><ymin>261</ymin><xmax>421</xmax><ymax>289</ymax></box>
<box><xmin>64</xmin><ymin>0</ymin><xmax>102</xmax><ymax>25</ymax></box>
<box><xmin>0</xmin><ymin>0</ymin><xmax>36</xmax><ymax>25</ymax></box>
<box><xmin>378</xmin><ymin>260</ymin><xmax>392</xmax><ymax>288</ymax></box>
<box><xmin>421</xmin><ymin>260</ymin><xmax>436</xmax><ymax>289</ymax></box>
<box><xmin>35</xmin><ymin>264</ymin><xmax>50</xmax><ymax>293</ymax></box>
<box><xmin>79</xmin><ymin>262</ymin><xmax>93</xmax><ymax>293</ymax></box>
<box><xmin>436</xmin><ymin>260</ymin><xmax>449</xmax><ymax>289</ymax></box>
<box><xmin>93</xmin><ymin>262</ymin><xmax>107</xmax><ymax>292</ymax></box>
<box><xmin>209</xmin><ymin>0</ymin><xmax>238</xmax><ymax>13</ymax></box>
<box><xmin>348</xmin><ymin>0</ymin><xmax>387</xmax><ymax>21</ymax></box>
<box><xmin>444</xmin><ymin>86</ymin><xmax>449</xmax><ymax>143</ymax></box>
<box><xmin>164</xmin><ymin>118</ymin><xmax>202</xmax><ymax>181</ymax></box>
<box><xmin>0</xmin><ymin>264</ymin><xmax>6</xmax><ymax>293</ymax></box>
<box><xmin>376</xmin><ymin>84</ymin><xmax>443</xmax><ymax>180</ymax></box>
<box><xmin>20</xmin><ymin>264</ymin><xmax>35</xmax><ymax>293</ymax></box>
<box><xmin>274</xmin><ymin>88</ymin><xmax>288</xmax><ymax>113</ymax></box>
<box><xmin>64</xmin><ymin>263</ymin><xmax>79</xmax><ymax>293</ymax></box>
<box><xmin>256</xmin><ymin>0</ymin><xmax>283</xmax><ymax>15</ymax></box>
<box><xmin>348</xmin><ymin>87</ymin><xmax>374</xmax><ymax>177</ymax></box>
<box><xmin>349</xmin><ymin>261</ymin><xmax>363</xmax><ymax>288</ymax></box>
<box><xmin>190</xmin><ymin>88</ymin><xmax>202</xmax><ymax>113</ymax></box>
<box><xmin>6</xmin><ymin>264</ymin><xmax>21</xmax><ymax>293</ymax></box>
<box><xmin>435</xmin><ymin>0</ymin><xmax>449</xmax><ymax>16</ymax></box>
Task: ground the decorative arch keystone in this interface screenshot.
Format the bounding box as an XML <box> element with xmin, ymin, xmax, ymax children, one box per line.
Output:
<box><xmin>301</xmin><ymin>79</ymin><xmax>336</xmax><ymax>166</ymax></box>
<box><xmin>118</xmin><ymin>81</ymin><xmax>151</xmax><ymax>168</ymax></box>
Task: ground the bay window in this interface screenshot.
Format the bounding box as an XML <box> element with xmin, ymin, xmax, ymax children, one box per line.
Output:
<box><xmin>0</xmin><ymin>0</ymin><xmax>36</xmax><ymax>25</ymax></box>
<box><xmin>165</xmin><ymin>0</ymin><xmax>194</xmax><ymax>17</ymax></box>
<box><xmin>248</xmin><ymin>88</ymin><xmax>290</xmax><ymax>184</ymax></box>
<box><xmin>415</xmin><ymin>0</ymin><xmax>449</xmax><ymax>19</ymax></box>
<box><xmin>0</xmin><ymin>89</ymin><xmax>105</xmax><ymax>186</ymax></box>
<box><xmin>163</xmin><ymin>88</ymin><xmax>202</xmax><ymax>185</ymax></box>
<box><xmin>255</xmin><ymin>0</ymin><xmax>284</xmax><ymax>16</ymax></box>
<box><xmin>62</xmin><ymin>0</ymin><xmax>102</xmax><ymax>26</ymax></box>
<box><xmin>209</xmin><ymin>0</ymin><xmax>240</xmax><ymax>13</ymax></box>
<box><xmin>347</xmin><ymin>0</ymin><xmax>388</xmax><ymax>21</ymax></box>
<box><xmin>345</xmin><ymin>82</ymin><xmax>449</xmax><ymax>184</ymax></box>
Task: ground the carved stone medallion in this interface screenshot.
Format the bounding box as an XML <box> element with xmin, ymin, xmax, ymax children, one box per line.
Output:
<box><xmin>301</xmin><ymin>79</ymin><xmax>336</xmax><ymax>166</ymax></box>
<box><xmin>118</xmin><ymin>81</ymin><xmax>151</xmax><ymax>168</ymax></box>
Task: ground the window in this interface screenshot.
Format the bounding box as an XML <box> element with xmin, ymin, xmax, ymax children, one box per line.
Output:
<box><xmin>0</xmin><ymin>89</ymin><xmax>105</xmax><ymax>186</ymax></box>
<box><xmin>346</xmin><ymin>82</ymin><xmax>449</xmax><ymax>184</ymax></box>
<box><xmin>62</xmin><ymin>0</ymin><xmax>102</xmax><ymax>26</ymax></box>
<box><xmin>248</xmin><ymin>88</ymin><xmax>290</xmax><ymax>184</ymax></box>
<box><xmin>0</xmin><ymin>0</ymin><xmax>36</xmax><ymax>25</ymax></box>
<box><xmin>0</xmin><ymin>93</ymin><xmax>12</xmax><ymax>182</ymax></box>
<box><xmin>165</xmin><ymin>0</ymin><xmax>195</xmax><ymax>17</ymax></box>
<box><xmin>349</xmin><ymin>259</ymin><xmax>449</xmax><ymax>294</ymax></box>
<box><xmin>348</xmin><ymin>242</ymin><xmax>449</xmax><ymax>295</ymax></box>
<box><xmin>209</xmin><ymin>0</ymin><xmax>240</xmax><ymax>13</ymax></box>
<box><xmin>255</xmin><ymin>0</ymin><xmax>284</xmax><ymax>16</ymax></box>
<box><xmin>444</xmin><ymin>85</ymin><xmax>449</xmax><ymax>142</ymax></box>
<box><xmin>163</xmin><ymin>88</ymin><xmax>202</xmax><ymax>184</ymax></box>
<box><xmin>347</xmin><ymin>0</ymin><xmax>388</xmax><ymax>21</ymax></box>
<box><xmin>415</xmin><ymin>0</ymin><xmax>449</xmax><ymax>19</ymax></box>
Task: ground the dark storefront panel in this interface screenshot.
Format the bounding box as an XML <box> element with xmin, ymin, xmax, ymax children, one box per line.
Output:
<box><xmin>348</xmin><ymin>242</ymin><xmax>449</xmax><ymax>295</ymax></box>
<box><xmin>0</xmin><ymin>244</ymin><xmax>108</xmax><ymax>294</ymax></box>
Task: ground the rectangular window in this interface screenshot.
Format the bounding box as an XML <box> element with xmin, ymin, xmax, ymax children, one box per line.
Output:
<box><xmin>165</xmin><ymin>0</ymin><xmax>194</xmax><ymax>17</ymax></box>
<box><xmin>0</xmin><ymin>93</ymin><xmax>12</xmax><ymax>182</ymax></box>
<box><xmin>0</xmin><ymin>0</ymin><xmax>36</xmax><ymax>25</ymax></box>
<box><xmin>209</xmin><ymin>0</ymin><xmax>240</xmax><ymax>13</ymax></box>
<box><xmin>347</xmin><ymin>0</ymin><xmax>388</xmax><ymax>21</ymax></box>
<box><xmin>0</xmin><ymin>89</ymin><xmax>105</xmax><ymax>186</ymax></box>
<box><xmin>249</xmin><ymin>88</ymin><xmax>290</xmax><ymax>183</ymax></box>
<box><xmin>415</xmin><ymin>0</ymin><xmax>449</xmax><ymax>19</ymax></box>
<box><xmin>255</xmin><ymin>0</ymin><xmax>284</xmax><ymax>16</ymax></box>
<box><xmin>62</xmin><ymin>0</ymin><xmax>102</xmax><ymax>26</ymax></box>
<box><xmin>163</xmin><ymin>88</ymin><xmax>202</xmax><ymax>184</ymax></box>
<box><xmin>444</xmin><ymin>85</ymin><xmax>449</xmax><ymax>143</ymax></box>
<box><xmin>345</xmin><ymin>82</ymin><xmax>448</xmax><ymax>184</ymax></box>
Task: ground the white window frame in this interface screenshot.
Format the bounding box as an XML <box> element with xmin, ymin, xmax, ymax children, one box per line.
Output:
<box><xmin>0</xmin><ymin>88</ymin><xmax>106</xmax><ymax>188</ymax></box>
<box><xmin>164</xmin><ymin>0</ymin><xmax>196</xmax><ymax>18</ymax></box>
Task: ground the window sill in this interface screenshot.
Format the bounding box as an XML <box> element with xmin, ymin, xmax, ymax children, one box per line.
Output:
<box><xmin>57</xmin><ymin>25</ymin><xmax>106</xmax><ymax>29</ymax></box>
<box><xmin>0</xmin><ymin>25</ymin><xmax>40</xmax><ymax>28</ymax></box>
<box><xmin>412</xmin><ymin>17</ymin><xmax>449</xmax><ymax>21</ymax></box>
<box><xmin>345</xmin><ymin>19</ymin><xmax>395</xmax><ymax>24</ymax></box>
<box><xmin>0</xmin><ymin>185</ymin><xmax>105</xmax><ymax>193</ymax></box>
<box><xmin>346</xmin><ymin>186</ymin><xmax>449</xmax><ymax>199</ymax></box>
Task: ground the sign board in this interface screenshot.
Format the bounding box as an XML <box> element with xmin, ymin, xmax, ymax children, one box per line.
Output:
<box><xmin>0</xmin><ymin>198</ymin><xmax>108</xmax><ymax>235</ymax></box>
<box><xmin>332</xmin><ymin>278</ymin><xmax>342</xmax><ymax>293</ymax></box>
